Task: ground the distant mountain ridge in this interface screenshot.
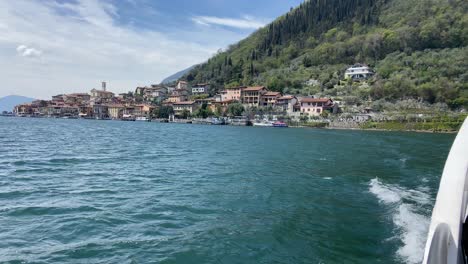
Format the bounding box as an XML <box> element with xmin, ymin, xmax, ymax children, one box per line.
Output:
<box><xmin>0</xmin><ymin>95</ymin><xmax>36</xmax><ymax>112</ymax></box>
<box><xmin>161</xmin><ymin>65</ymin><xmax>196</xmax><ymax>84</ymax></box>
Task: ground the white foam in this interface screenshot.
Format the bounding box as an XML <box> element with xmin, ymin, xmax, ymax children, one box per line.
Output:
<box><xmin>323</xmin><ymin>177</ymin><xmax>332</xmax><ymax>180</ymax></box>
<box><xmin>369</xmin><ymin>178</ymin><xmax>402</xmax><ymax>204</ymax></box>
<box><xmin>369</xmin><ymin>178</ymin><xmax>431</xmax><ymax>264</ymax></box>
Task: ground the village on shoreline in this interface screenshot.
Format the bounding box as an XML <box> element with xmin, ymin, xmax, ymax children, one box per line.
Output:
<box><xmin>11</xmin><ymin>80</ymin><xmax>339</xmax><ymax>127</ymax></box>
<box><xmin>8</xmin><ymin>64</ymin><xmax>465</xmax><ymax>132</ymax></box>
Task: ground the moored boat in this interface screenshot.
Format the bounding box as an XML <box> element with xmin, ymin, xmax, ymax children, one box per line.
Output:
<box><xmin>135</xmin><ymin>116</ymin><xmax>149</xmax><ymax>122</ymax></box>
<box><xmin>272</xmin><ymin>121</ymin><xmax>288</xmax><ymax>127</ymax></box>
<box><xmin>253</xmin><ymin>120</ymin><xmax>273</xmax><ymax>127</ymax></box>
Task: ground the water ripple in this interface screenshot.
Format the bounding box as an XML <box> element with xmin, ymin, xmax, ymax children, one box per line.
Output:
<box><xmin>0</xmin><ymin>117</ymin><xmax>454</xmax><ymax>263</ymax></box>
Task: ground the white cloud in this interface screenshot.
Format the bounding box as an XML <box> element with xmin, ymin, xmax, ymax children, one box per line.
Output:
<box><xmin>16</xmin><ymin>45</ymin><xmax>42</xmax><ymax>57</ymax></box>
<box><xmin>0</xmin><ymin>0</ymin><xmax>251</xmax><ymax>99</ymax></box>
<box><xmin>191</xmin><ymin>15</ymin><xmax>267</xmax><ymax>29</ymax></box>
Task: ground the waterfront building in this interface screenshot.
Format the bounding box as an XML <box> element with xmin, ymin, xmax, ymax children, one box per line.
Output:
<box><xmin>262</xmin><ymin>91</ymin><xmax>281</xmax><ymax>106</ymax></box>
<box><xmin>14</xmin><ymin>104</ymin><xmax>33</xmax><ymax>116</ymax></box>
<box><xmin>60</xmin><ymin>105</ymin><xmax>79</xmax><ymax>117</ymax></box>
<box><xmin>45</xmin><ymin>104</ymin><xmax>63</xmax><ymax>117</ymax></box>
<box><xmin>78</xmin><ymin>105</ymin><xmax>93</xmax><ymax>118</ymax></box>
<box><xmin>134</xmin><ymin>104</ymin><xmax>154</xmax><ymax>117</ymax></box>
<box><xmin>173</xmin><ymin>101</ymin><xmax>196</xmax><ymax>117</ymax></box>
<box><xmin>344</xmin><ymin>64</ymin><xmax>375</xmax><ymax>80</ymax></box>
<box><xmin>108</xmin><ymin>104</ymin><xmax>125</xmax><ymax>119</ymax></box>
<box><xmin>276</xmin><ymin>95</ymin><xmax>299</xmax><ymax>115</ymax></box>
<box><xmin>299</xmin><ymin>98</ymin><xmax>334</xmax><ymax>116</ymax></box>
<box><xmin>221</xmin><ymin>86</ymin><xmax>244</xmax><ymax>101</ymax></box>
<box><xmin>123</xmin><ymin>106</ymin><xmax>135</xmax><ymax>117</ymax></box>
<box><xmin>241</xmin><ymin>86</ymin><xmax>267</xmax><ymax>107</ymax></box>
<box><xmin>92</xmin><ymin>104</ymin><xmax>109</xmax><ymax>119</ymax></box>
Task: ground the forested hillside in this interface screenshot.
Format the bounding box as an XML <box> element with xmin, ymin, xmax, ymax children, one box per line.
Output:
<box><xmin>182</xmin><ymin>0</ymin><xmax>468</xmax><ymax>110</ymax></box>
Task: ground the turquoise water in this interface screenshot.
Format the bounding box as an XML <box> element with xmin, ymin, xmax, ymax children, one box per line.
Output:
<box><xmin>0</xmin><ymin>117</ymin><xmax>455</xmax><ymax>263</ymax></box>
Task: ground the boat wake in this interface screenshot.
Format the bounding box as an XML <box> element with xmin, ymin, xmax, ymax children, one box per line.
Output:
<box><xmin>369</xmin><ymin>178</ymin><xmax>432</xmax><ymax>264</ymax></box>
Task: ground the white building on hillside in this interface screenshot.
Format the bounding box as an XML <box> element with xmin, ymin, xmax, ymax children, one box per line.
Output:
<box><xmin>192</xmin><ymin>83</ymin><xmax>209</xmax><ymax>95</ymax></box>
<box><xmin>344</xmin><ymin>64</ymin><xmax>375</xmax><ymax>80</ymax></box>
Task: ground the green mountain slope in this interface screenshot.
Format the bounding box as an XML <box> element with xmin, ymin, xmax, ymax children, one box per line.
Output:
<box><xmin>182</xmin><ymin>0</ymin><xmax>468</xmax><ymax>109</ymax></box>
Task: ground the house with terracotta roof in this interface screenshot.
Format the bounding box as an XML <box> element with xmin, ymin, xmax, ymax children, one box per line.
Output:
<box><xmin>220</xmin><ymin>86</ymin><xmax>245</xmax><ymax>101</ymax></box>
<box><xmin>134</xmin><ymin>104</ymin><xmax>155</xmax><ymax>117</ymax></box>
<box><xmin>299</xmin><ymin>98</ymin><xmax>334</xmax><ymax>116</ymax></box>
<box><xmin>276</xmin><ymin>95</ymin><xmax>299</xmax><ymax>115</ymax></box>
<box><xmin>262</xmin><ymin>91</ymin><xmax>282</xmax><ymax>106</ymax></box>
<box><xmin>173</xmin><ymin>101</ymin><xmax>197</xmax><ymax>117</ymax></box>
<box><xmin>241</xmin><ymin>86</ymin><xmax>267</xmax><ymax>107</ymax></box>
<box><xmin>166</xmin><ymin>94</ymin><xmax>187</xmax><ymax>103</ymax></box>
<box><xmin>107</xmin><ymin>104</ymin><xmax>125</xmax><ymax>119</ymax></box>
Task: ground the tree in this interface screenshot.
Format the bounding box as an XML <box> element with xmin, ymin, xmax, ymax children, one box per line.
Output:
<box><xmin>299</xmin><ymin>115</ymin><xmax>309</xmax><ymax>123</ymax></box>
<box><xmin>193</xmin><ymin>103</ymin><xmax>214</xmax><ymax>118</ymax></box>
<box><xmin>303</xmin><ymin>56</ymin><xmax>313</xmax><ymax>67</ymax></box>
<box><xmin>227</xmin><ymin>102</ymin><xmax>244</xmax><ymax>117</ymax></box>
<box><xmin>153</xmin><ymin>105</ymin><xmax>174</xmax><ymax>119</ymax></box>
<box><xmin>180</xmin><ymin>109</ymin><xmax>191</xmax><ymax>119</ymax></box>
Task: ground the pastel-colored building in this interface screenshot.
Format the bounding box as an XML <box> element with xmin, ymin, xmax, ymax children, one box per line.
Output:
<box><xmin>134</xmin><ymin>104</ymin><xmax>155</xmax><ymax>117</ymax></box>
<box><xmin>262</xmin><ymin>91</ymin><xmax>281</xmax><ymax>106</ymax></box>
<box><xmin>167</xmin><ymin>95</ymin><xmax>187</xmax><ymax>103</ymax></box>
<box><xmin>221</xmin><ymin>86</ymin><xmax>244</xmax><ymax>101</ymax></box>
<box><xmin>108</xmin><ymin>104</ymin><xmax>125</xmax><ymax>119</ymax></box>
<box><xmin>299</xmin><ymin>98</ymin><xmax>334</xmax><ymax>116</ymax></box>
<box><xmin>173</xmin><ymin>101</ymin><xmax>197</xmax><ymax>117</ymax></box>
<box><xmin>241</xmin><ymin>86</ymin><xmax>267</xmax><ymax>106</ymax></box>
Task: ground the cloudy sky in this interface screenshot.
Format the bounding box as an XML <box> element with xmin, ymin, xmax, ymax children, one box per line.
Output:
<box><xmin>0</xmin><ymin>0</ymin><xmax>303</xmax><ymax>99</ymax></box>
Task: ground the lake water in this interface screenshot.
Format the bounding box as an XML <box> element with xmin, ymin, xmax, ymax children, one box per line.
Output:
<box><xmin>0</xmin><ymin>117</ymin><xmax>456</xmax><ymax>263</ymax></box>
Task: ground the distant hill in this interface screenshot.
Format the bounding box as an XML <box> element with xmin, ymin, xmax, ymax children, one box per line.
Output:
<box><xmin>161</xmin><ymin>65</ymin><xmax>196</xmax><ymax>84</ymax></box>
<box><xmin>0</xmin><ymin>95</ymin><xmax>36</xmax><ymax>112</ymax></box>
<box><xmin>182</xmin><ymin>0</ymin><xmax>468</xmax><ymax>110</ymax></box>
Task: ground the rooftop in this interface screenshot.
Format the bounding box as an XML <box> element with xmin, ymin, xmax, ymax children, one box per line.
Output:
<box><xmin>243</xmin><ymin>86</ymin><xmax>266</xmax><ymax>91</ymax></box>
<box><xmin>278</xmin><ymin>95</ymin><xmax>295</xmax><ymax>100</ymax></box>
<box><xmin>300</xmin><ymin>98</ymin><xmax>332</xmax><ymax>103</ymax></box>
<box><xmin>264</xmin><ymin>91</ymin><xmax>281</xmax><ymax>96</ymax></box>
<box><xmin>225</xmin><ymin>86</ymin><xmax>246</xmax><ymax>90</ymax></box>
<box><xmin>173</xmin><ymin>101</ymin><xmax>195</xmax><ymax>105</ymax></box>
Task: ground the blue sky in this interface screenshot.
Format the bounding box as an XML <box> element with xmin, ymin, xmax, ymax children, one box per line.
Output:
<box><xmin>0</xmin><ymin>0</ymin><xmax>303</xmax><ymax>99</ymax></box>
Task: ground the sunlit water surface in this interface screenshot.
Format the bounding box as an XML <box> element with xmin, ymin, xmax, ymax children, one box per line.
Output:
<box><xmin>0</xmin><ymin>117</ymin><xmax>455</xmax><ymax>263</ymax></box>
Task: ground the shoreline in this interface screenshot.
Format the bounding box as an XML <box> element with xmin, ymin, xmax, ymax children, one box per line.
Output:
<box><xmin>4</xmin><ymin>116</ymin><xmax>460</xmax><ymax>134</ymax></box>
<box><xmin>324</xmin><ymin>126</ymin><xmax>458</xmax><ymax>134</ymax></box>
